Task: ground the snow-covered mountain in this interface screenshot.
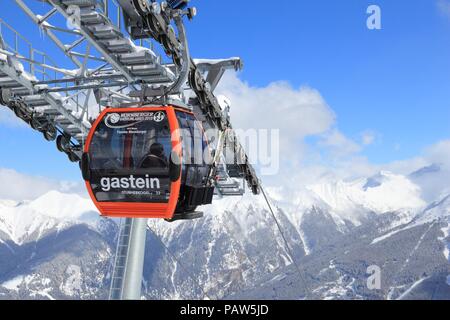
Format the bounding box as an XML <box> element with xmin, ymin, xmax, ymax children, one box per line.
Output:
<box><xmin>305</xmin><ymin>171</ymin><xmax>425</xmax><ymax>225</ymax></box>
<box><xmin>0</xmin><ymin>167</ymin><xmax>449</xmax><ymax>300</ymax></box>
<box><xmin>0</xmin><ymin>192</ymin><xmax>114</xmax><ymax>299</ymax></box>
<box><xmin>0</xmin><ymin>191</ymin><xmax>98</xmax><ymax>245</ymax></box>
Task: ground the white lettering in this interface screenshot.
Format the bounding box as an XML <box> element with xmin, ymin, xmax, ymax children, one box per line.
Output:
<box><xmin>129</xmin><ymin>175</ymin><xmax>136</xmax><ymax>188</ymax></box>
<box><xmin>180</xmin><ymin>304</ymin><xmax>215</xmax><ymax>318</ymax></box>
<box><xmin>135</xmin><ymin>178</ymin><xmax>145</xmax><ymax>189</ymax></box>
<box><xmin>111</xmin><ymin>177</ymin><xmax>120</xmax><ymax>189</ymax></box>
<box><xmin>120</xmin><ymin>177</ymin><xmax>130</xmax><ymax>189</ymax></box>
<box><xmin>100</xmin><ymin>178</ymin><xmax>110</xmax><ymax>192</ymax></box>
<box><xmin>367</xmin><ymin>5</ymin><xmax>382</xmax><ymax>30</ymax></box>
<box><xmin>150</xmin><ymin>178</ymin><xmax>160</xmax><ymax>189</ymax></box>
<box><xmin>100</xmin><ymin>175</ymin><xmax>161</xmax><ymax>192</ymax></box>
<box><xmin>367</xmin><ymin>265</ymin><xmax>382</xmax><ymax>290</ymax></box>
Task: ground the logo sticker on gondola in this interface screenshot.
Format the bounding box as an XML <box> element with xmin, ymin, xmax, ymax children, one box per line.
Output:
<box><xmin>105</xmin><ymin>113</ymin><xmax>124</xmax><ymax>128</ymax></box>
<box><xmin>153</xmin><ymin>111</ymin><xmax>165</xmax><ymax>122</ymax></box>
<box><xmin>108</xmin><ymin>113</ymin><xmax>121</xmax><ymax>124</ymax></box>
<box><xmin>104</xmin><ymin>111</ymin><xmax>166</xmax><ymax>129</ymax></box>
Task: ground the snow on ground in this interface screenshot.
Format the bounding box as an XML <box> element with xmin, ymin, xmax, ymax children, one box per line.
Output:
<box><xmin>1</xmin><ymin>274</ymin><xmax>54</xmax><ymax>299</ymax></box>
<box><xmin>440</xmin><ymin>225</ymin><xmax>449</xmax><ymax>261</ymax></box>
<box><xmin>371</xmin><ymin>228</ymin><xmax>404</xmax><ymax>245</ymax></box>
<box><xmin>315</xmin><ymin>273</ymin><xmax>360</xmax><ymax>300</ymax></box>
<box><xmin>397</xmin><ymin>277</ymin><xmax>429</xmax><ymax>300</ymax></box>
<box><xmin>372</xmin><ymin>193</ymin><xmax>450</xmax><ymax>245</ymax></box>
<box><xmin>312</xmin><ymin>260</ymin><xmax>363</xmax><ymax>300</ymax></box>
<box><xmin>1</xmin><ymin>275</ymin><xmax>24</xmax><ymax>291</ymax></box>
<box><xmin>28</xmin><ymin>191</ymin><xmax>97</xmax><ymax>221</ymax></box>
<box><xmin>30</xmin><ymin>288</ymin><xmax>55</xmax><ymax>300</ymax></box>
<box><xmin>400</xmin><ymin>223</ymin><xmax>435</xmax><ymax>274</ymax></box>
<box><xmin>0</xmin><ymin>191</ymin><xmax>98</xmax><ymax>244</ymax></box>
<box><xmin>317</xmin><ymin>171</ymin><xmax>424</xmax><ymax>211</ymax></box>
<box><xmin>298</xmin><ymin>227</ymin><xmax>311</xmax><ymax>256</ymax></box>
<box><xmin>60</xmin><ymin>265</ymin><xmax>82</xmax><ymax>297</ymax></box>
<box><xmin>308</xmin><ymin>171</ymin><xmax>425</xmax><ymax>226</ymax></box>
<box><xmin>268</xmin><ymin>274</ymin><xmax>287</xmax><ymax>284</ymax></box>
<box><xmin>386</xmin><ymin>222</ymin><xmax>436</xmax><ymax>300</ymax></box>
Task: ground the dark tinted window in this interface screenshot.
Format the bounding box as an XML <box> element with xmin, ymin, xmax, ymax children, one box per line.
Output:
<box><xmin>176</xmin><ymin>111</ymin><xmax>209</xmax><ymax>165</ymax></box>
<box><xmin>88</xmin><ymin>111</ymin><xmax>172</xmax><ymax>203</ymax></box>
<box><xmin>176</xmin><ymin>111</ymin><xmax>210</xmax><ymax>188</ymax></box>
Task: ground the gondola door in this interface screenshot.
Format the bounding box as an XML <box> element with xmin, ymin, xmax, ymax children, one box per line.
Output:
<box><xmin>82</xmin><ymin>107</ymin><xmax>182</xmax><ymax>219</ymax></box>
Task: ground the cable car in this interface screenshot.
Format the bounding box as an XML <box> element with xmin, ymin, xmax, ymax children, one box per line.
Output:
<box><xmin>81</xmin><ymin>105</ymin><xmax>215</xmax><ymax>221</ymax></box>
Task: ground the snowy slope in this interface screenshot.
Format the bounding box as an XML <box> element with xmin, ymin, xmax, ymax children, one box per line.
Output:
<box><xmin>307</xmin><ymin>171</ymin><xmax>426</xmax><ymax>226</ymax></box>
<box><xmin>416</xmin><ymin>195</ymin><xmax>450</xmax><ymax>225</ymax></box>
<box><xmin>0</xmin><ymin>191</ymin><xmax>112</xmax><ymax>300</ymax></box>
<box><xmin>0</xmin><ymin>166</ymin><xmax>448</xmax><ymax>300</ymax></box>
<box><xmin>145</xmin><ymin>192</ymin><xmax>304</xmax><ymax>299</ymax></box>
<box><xmin>371</xmin><ymin>193</ymin><xmax>450</xmax><ymax>245</ymax></box>
<box><xmin>0</xmin><ymin>191</ymin><xmax>98</xmax><ymax>245</ymax></box>
<box><xmin>0</xmin><ymin>170</ymin><xmax>432</xmax><ymax>245</ymax></box>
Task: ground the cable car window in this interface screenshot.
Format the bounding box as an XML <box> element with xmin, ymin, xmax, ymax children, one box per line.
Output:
<box><xmin>176</xmin><ymin>111</ymin><xmax>209</xmax><ymax>166</ymax></box>
<box><xmin>88</xmin><ymin>111</ymin><xmax>172</xmax><ymax>203</ymax></box>
<box><xmin>176</xmin><ymin>111</ymin><xmax>210</xmax><ymax>188</ymax></box>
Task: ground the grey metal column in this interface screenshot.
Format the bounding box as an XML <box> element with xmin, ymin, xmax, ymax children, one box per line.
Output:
<box><xmin>109</xmin><ymin>218</ymin><xmax>148</xmax><ymax>300</ymax></box>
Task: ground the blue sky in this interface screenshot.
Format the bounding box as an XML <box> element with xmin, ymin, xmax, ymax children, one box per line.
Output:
<box><xmin>0</xmin><ymin>0</ymin><xmax>450</xmax><ymax>181</ymax></box>
<box><xmin>187</xmin><ymin>0</ymin><xmax>450</xmax><ymax>163</ymax></box>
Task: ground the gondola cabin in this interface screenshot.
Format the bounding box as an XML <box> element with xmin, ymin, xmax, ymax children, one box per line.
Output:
<box><xmin>81</xmin><ymin>105</ymin><xmax>215</xmax><ymax>220</ymax></box>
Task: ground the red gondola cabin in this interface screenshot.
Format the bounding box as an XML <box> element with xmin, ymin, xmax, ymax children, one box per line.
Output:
<box><xmin>81</xmin><ymin>105</ymin><xmax>215</xmax><ymax>220</ymax></box>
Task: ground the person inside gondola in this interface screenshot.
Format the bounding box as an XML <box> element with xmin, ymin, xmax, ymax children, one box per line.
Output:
<box><xmin>139</xmin><ymin>142</ymin><xmax>168</xmax><ymax>168</ymax></box>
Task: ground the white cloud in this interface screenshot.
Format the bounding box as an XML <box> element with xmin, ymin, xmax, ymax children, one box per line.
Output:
<box><xmin>0</xmin><ymin>168</ymin><xmax>86</xmax><ymax>201</ymax></box>
<box><xmin>216</xmin><ymin>74</ymin><xmax>449</xmax><ymax>195</ymax></box>
<box><xmin>319</xmin><ymin>129</ymin><xmax>362</xmax><ymax>157</ymax></box>
<box><xmin>419</xmin><ymin>140</ymin><xmax>450</xmax><ymax>197</ymax></box>
<box><xmin>216</xmin><ymin>73</ymin><xmax>364</xmax><ymax>167</ymax></box>
<box><xmin>424</xmin><ymin>139</ymin><xmax>450</xmax><ymax>165</ymax></box>
<box><xmin>217</xmin><ymin>73</ymin><xmax>334</xmax><ymax>142</ymax></box>
<box><xmin>381</xmin><ymin>139</ymin><xmax>450</xmax><ymax>175</ymax></box>
<box><xmin>215</xmin><ymin>73</ymin><xmax>398</xmax><ymax>189</ymax></box>
<box><xmin>305</xmin><ymin>138</ymin><xmax>450</xmax><ymax>185</ymax></box>
<box><xmin>302</xmin><ymin>139</ymin><xmax>450</xmax><ymax>203</ymax></box>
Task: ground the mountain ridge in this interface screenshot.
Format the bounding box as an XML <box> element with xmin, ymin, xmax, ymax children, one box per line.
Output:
<box><xmin>0</xmin><ymin>167</ymin><xmax>448</xmax><ymax>300</ymax></box>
